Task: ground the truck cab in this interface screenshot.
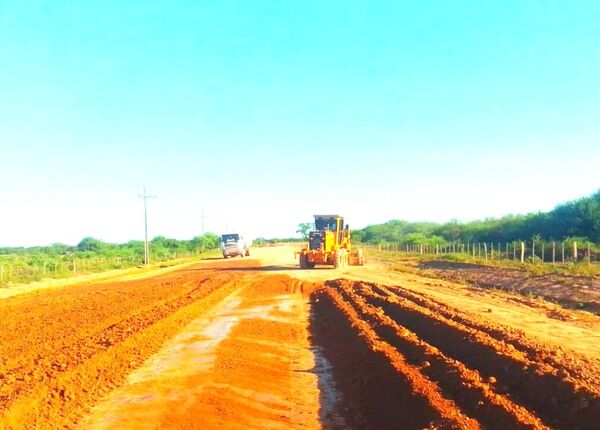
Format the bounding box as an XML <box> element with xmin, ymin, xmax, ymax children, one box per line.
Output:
<box><xmin>220</xmin><ymin>233</ymin><xmax>250</xmax><ymax>258</ymax></box>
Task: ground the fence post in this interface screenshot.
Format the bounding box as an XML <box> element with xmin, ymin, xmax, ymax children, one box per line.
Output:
<box><xmin>491</xmin><ymin>242</ymin><xmax>494</xmax><ymax>259</ymax></box>
<box><xmin>72</xmin><ymin>260</ymin><xmax>77</xmax><ymax>273</ymax></box>
<box><xmin>541</xmin><ymin>242</ymin><xmax>545</xmax><ymax>262</ymax></box>
<box><xmin>562</xmin><ymin>242</ymin><xmax>565</xmax><ymax>263</ymax></box>
<box><xmin>484</xmin><ymin>243</ymin><xmax>488</xmax><ymax>261</ymax></box>
<box><xmin>420</xmin><ymin>244</ymin><xmax>423</xmax><ymax>255</ymax></box>
<box><xmin>588</xmin><ymin>242</ymin><xmax>591</xmax><ymax>266</ymax></box>
<box><xmin>552</xmin><ymin>241</ymin><xmax>556</xmax><ymax>264</ymax></box>
<box><xmin>520</xmin><ymin>241</ymin><xmax>525</xmax><ymax>263</ymax></box>
<box><xmin>573</xmin><ymin>242</ymin><xmax>578</xmax><ymax>261</ymax></box>
<box><xmin>0</xmin><ymin>265</ymin><xmax>3</xmax><ymax>285</ymax></box>
<box><xmin>532</xmin><ymin>241</ymin><xmax>535</xmax><ymax>262</ymax></box>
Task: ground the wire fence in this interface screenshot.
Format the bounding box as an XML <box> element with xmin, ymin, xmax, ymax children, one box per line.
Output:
<box><xmin>0</xmin><ymin>249</ymin><xmax>218</xmax><ymax>287</ymax></box>
<box><xmin>362</xmin><ymin>240</ymin><xmax>599</xmax><ymax>265</ymax></box>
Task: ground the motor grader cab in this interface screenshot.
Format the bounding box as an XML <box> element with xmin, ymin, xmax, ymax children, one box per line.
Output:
<box><xmin>299</xmin><ymin>215</ymin><xmax>365</xmax><ymax>269</ymax></box>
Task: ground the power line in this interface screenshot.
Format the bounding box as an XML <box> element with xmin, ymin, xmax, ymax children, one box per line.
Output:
<box><xmin>139</xmin><ymin>185</ymin><xmax>157</xmax><ymax>266</ymax></box>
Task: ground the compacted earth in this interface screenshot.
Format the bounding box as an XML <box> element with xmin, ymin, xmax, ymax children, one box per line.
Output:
<box><xmin>1</xmin><ymin>247</ymin><xmax>599</xmax><ymax>429</ymax></box>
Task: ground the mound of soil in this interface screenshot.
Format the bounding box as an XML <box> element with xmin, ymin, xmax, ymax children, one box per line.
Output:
<box><xmin>415</xmin><ymin>261</ymin><xmax>600</xmax><ymax>312</ymax></box>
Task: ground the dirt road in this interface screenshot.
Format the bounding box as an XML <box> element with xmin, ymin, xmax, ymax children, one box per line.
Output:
<box><xmin>1</xmin><ymin>247</ymin><xmax>599</xmax><ymax>429</ymax></box>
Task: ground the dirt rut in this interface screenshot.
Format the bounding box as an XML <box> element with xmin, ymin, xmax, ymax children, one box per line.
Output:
<box><xmin>313</xmin><ymin>279</ymin><xmax>600</xmax><ymax>429</ymax></box>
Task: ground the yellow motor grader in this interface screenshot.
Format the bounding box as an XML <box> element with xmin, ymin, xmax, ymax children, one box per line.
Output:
<box><xmin>298</xmin><ymin>215</ymin><xmax>365</xmax><ymax>269</ymax></box>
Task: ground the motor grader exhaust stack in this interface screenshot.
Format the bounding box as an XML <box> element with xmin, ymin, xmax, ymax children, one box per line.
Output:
<box><xmin>299</xmin><ymin>215</ymin><xmax>365</xmax><ymax>269</ymax></box>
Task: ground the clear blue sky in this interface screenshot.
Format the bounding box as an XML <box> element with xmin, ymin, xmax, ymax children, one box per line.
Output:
<box><xmin>1</xmin><ymin>1</ymin><xmax>599</xmax><ymax>247</ymax></box>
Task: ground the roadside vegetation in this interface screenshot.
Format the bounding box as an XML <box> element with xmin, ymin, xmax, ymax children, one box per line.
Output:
<box><xmin>253</xmin><ymin>237</ymin><xmax>304</xmax><ymax>245</ymax></box>
<box><xmin>353</xmin><ymin>190</ymin><xmax>600</xmax><ymax>245</ymax></box>
<box><xmin>0</xmin><ymin>233</ymin><xmax>221</xmax><ymax>287</ymax></box>
<box><xmin>350</xmin><ymin>190</ymin><xmax>600</xmax><ymax>276</ymax></box>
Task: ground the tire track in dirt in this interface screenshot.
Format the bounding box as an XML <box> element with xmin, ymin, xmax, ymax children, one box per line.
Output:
<box><xmin>322</xmin><ymin>279</ymin><xmax>600</xmax><ymax>430</ymax></box>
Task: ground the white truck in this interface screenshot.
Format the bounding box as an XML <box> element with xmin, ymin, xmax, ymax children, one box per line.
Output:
<box><xmin>220</xmin><ymin>233</ymin><xmax>250</xmax><ymax>258</ymax></box>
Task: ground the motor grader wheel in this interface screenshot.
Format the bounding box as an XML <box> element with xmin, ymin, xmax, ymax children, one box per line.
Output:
<box><xmin>334</xmin><ymin>250</ymin><xmax>348</xmax><ymax>269</ymax></box>
<box><xmin>333</xmin><ymin>251</ymin><xmax>341</xmax><ymax>269</ymax></box>
<box><xmin>350</xmin><ymin>248</ymin><xmax>365</xmax><ymax>266</ymax></box>
<box><xmin>356</xmin><ymin>248</ymin><xmax>365</xmax><ymax>266</ymax></box>
<box><xmin>299</xmin><ymin>253</ymin><xmax>309</xmax><ymax>269</ymax></box>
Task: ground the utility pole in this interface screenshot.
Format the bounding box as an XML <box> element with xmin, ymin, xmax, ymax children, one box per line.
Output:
<box><xmin>200</xmin><ymin>209</ymin><xmax>209</xmax><ymax>234</ymax></box>
<box><xmin>139</xmin><ymin>186</ymin><xmax>157</xmax><ymax>266</ymax></box>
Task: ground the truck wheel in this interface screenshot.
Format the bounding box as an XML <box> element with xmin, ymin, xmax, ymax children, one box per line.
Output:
<box><xmin>245</xmin><ymin>249</ymin><xmax>250</xmax><ymax>256</ymax></box>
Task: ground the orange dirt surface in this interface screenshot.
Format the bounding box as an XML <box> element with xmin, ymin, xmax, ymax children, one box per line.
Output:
<box><xmin>412</xmin><ymin>259</ymin><xmax>600</xmax><ymax>312</ymax></box>
<box><xmin>1</xmin><ymin>246</ymin><xmax>599</xmax><ymax>429</ymax></box>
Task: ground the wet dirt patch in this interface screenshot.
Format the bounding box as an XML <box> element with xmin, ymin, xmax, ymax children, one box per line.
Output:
<box><xmin>79</xmin><ymin>275</ymin><xmax>324</xmax><ymax>430</ymax></box>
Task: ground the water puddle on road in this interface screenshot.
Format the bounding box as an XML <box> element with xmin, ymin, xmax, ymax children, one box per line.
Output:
<box><xmin>79</xmin><ymin>285</ymin><xmax>337</xmax><ymax>430</ymax></box>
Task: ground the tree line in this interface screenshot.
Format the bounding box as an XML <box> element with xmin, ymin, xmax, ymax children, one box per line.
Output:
<box><xmin>352</xmin><ymin>190</ymin><xmax>600</xmax><ymax>245</ymax></box>
<box><xmin>0</xmin><ymin>233</ymin><xmax>221</xmax><ymax>263</ymax></box>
